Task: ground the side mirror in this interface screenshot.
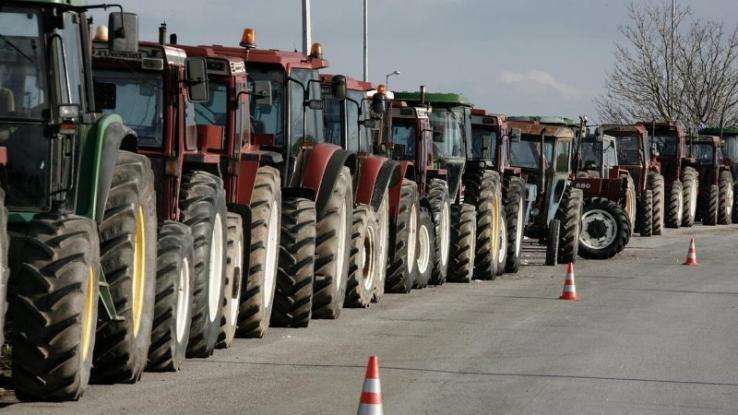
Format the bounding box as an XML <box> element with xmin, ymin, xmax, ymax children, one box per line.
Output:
<box><xmin>252</xmin><ymin>80</ymin><xmax>273</xmax><ymax>107</ymax></box>
<box><xmin>93</xmin><ymin>81</ymin><xmax>117</xmax><ymax>111</ymax></box>
<box><xmin>511</xmin><ymin>128</ymin><xmax>522</xmax><ymax>143</ymax></box>
<box><xmin>370</xmin><ymin>93</ymin><xmax>386</xmax><ymax>115</ymax></box>
<box><xmin>108</xmin><ymin>12</ymin><xmax>139</xmax><ymax>54</ymax></box>
<box><xmin>185</xmin><ymin>57</ymin><xmax>209</xmax><ymax>103</ymax></box>
<box><xmin>331</xmin><ymin>75</ymin><xmax>347</xmax><ymax>101</ymax></box>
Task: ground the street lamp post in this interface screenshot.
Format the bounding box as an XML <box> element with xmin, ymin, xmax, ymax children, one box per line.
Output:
<box><xmin>385</xmin><ymin>70</ymin><xmax>401</xmax><ymax>88</ymax></box>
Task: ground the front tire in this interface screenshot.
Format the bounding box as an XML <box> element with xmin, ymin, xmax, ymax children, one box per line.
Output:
<box><xmin>579</xmin><ymin>197</ymin><xmax>630</xmax><ymax>259</ymax></box>
<box><xmin>216</xmin><ymin>213</ymin><xmax>244</xmax><ymax>348</ymax></box>
<box><xmin>718</xmin><ymin>170</ymin><xmax>733</xmax><ymax>224</ymax></box>
<box><xmin>313</xmin><ymin>167</ymin><xmax>353</xmax><ymax>319</ymax></box>
<box><xmin>344</xmin><ymin>205</ymin><xmax>379</xmax><ymax>308</ymax></box>
<box><xmin>93</xmin><ymin>151</ymin><xmax>157</xmax><ymax>383</ymax></box>
<box><xmin>556</xmin><ymin>187</ymin><xmax>583</xmax><ymax>264</ymax></box>
<box><xmin>147</xmin><ymin>222</ymin><xmax>195</xmax><ymax>372</ymax></box>
<box><xmin>666</xmin><ymin>179</ymin><xmax>683</xmax><ymax>228</ymax></box>
<box><xmin>180</xmin><ymin>171</ymin><xmax>228</xmax><ymax>358</ymax></box>
<box><xmin>386</xmin><ymin>180</ymin><xmax>418</xmax><ymax>293</ymax></box>
<box><xmin>463</xmin><ymin>169</ymin><xmax>500</xmax><ymax>280</ymax></box>
<box><xmin>496</xmin><ymin>213</ymin><xmax>508</xmax><ymax>276</ymax></box>
<box><xmin>682</xmin><ymin>167</ymin><xmax>698</xmax><ymax>227</ymax></box>
<box><xmin>647</xmin><ymin>172</ymin><xmax>665</xmax><ymax>235</ymax></box>
<box><xmin>372</xmin><ymin>191</ymin><xmax>389</xmax><ymax>303</ymax></box>
<box><xmin>414</xmin><ymin>208</ymin><xmax>435</xmax><ymax>288</ymax></box>
<box><xmin>545</xmin><ymin>219</ymin><xmax>560</xmax><ymax>266</ymax></box>
<box><xmin>427</xmin><ymin>179</ymin><xmax>451</xmax><ymax>285</ymax></box>
<box><xmin>9</xmin><ymin>214</ymin><xmax>100</xmax><ymax>401</ymax></box>
<box><xmin>447</xmin><ymin>204</ymin><xmax>477</xmax><ymax>283</ymax></box>
<box><xmin>637</xmin><ymin>190</ymin><xmax>653</xmax><ymax>236</ymax></box>
<box><xmin>703</xmin><ymin>184</ymin><xmax>719</xmax><ymax>226</ymax></box>
<box><xmin>504</xmin><ymin>177</ymin><xmax>525</xmax><ymax>273</ymax></box>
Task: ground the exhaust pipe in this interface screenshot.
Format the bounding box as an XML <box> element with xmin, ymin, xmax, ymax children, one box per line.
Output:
<box><xmin>158</xmin><ymin>23</ymin><xmax>167</xmax><ymax>45</ymax></box>
<box><xmin>419</xmin><ymin>85</ymin><xmax>426</xmax><ymax>106</ymax></box>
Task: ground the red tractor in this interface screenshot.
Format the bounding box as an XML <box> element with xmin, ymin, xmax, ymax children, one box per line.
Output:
<box><xmin>690</xmin><ymin>135</ymin><xmax>734</xmax><ymax>225</ymax></box>
<box><xmin>572</xmin><ymin>129</ymin><xmax>636</xmax><ymax>258</ymax></box>
<box><xmin>469</xmin><ymin>110</ymin><xmax>525</xmax><ymax>274</ymax></box>
<box><xmin>320</xmin><ymin>74</ymin><xmax>398</xmax><ymax>306</ymax></box>
<box><xmin>701</xmin><ymin>126</ymin><xmax>738</xmax><ymax>221</ymax></box>
<box><xmin>92</xmin><ymin>33</ymin><xmax>229</xmax><ymax>367</ymax></box>
<box><xmin>636</xmin><ymin>121</ymin><xmax>700</xmax><ymax>230</ymax></box>
<box><xmin>211</xmin><ymin>33</ymin><xmax>354</xmax><ymax>322</ymax></box>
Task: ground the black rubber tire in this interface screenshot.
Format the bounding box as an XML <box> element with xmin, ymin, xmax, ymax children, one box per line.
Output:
<box><xmin>344</xmin><ymin>205</ymin><xmax>379</xmax><ymax>308</ymax></box>
<box><xmin>665</xmin><ymin>179</ymin><xmax>683</xmax><ymax>229</ymax></box>
<box><xmin>386</xmin><ymin>179</ymin><xmax>419</xmax><ymax>293</ymax></box>
<box><xmin>427</xmin><ymin>179</ymin><xmax>451</xmax><ymax>285</ymax></box>
<box><xmin>270</xmin><ymin>197</ymin><xmax>315</xmax><ymax>328</ymax></box>
<box><xmin>647</xmin><ymin>172</ymin><xmax>665</xmax><ymax>235</ymax></box>
<box><xmin>372</xmin><ymin>191</ymin><xmax>390</xmax><ymax>303</ymax></box>
<box><xmin>313</xmin><ymin>167</ymin><xmax>353</xmax><ymax>319</ymax></box>
<box><xmin>9</xmin><ymin>214</ymin><xmax>100</xmax><ymax>401</ymax></box>
<box><xmin>0</xmin><ymin>188</ymin><xmax>7</xmax><ymax>348</ymax></box>
<box><xmin>216</xmin><ymin>213</ymin><xmax>244</xmax><ymax>349</ymax></box>
<box><xmin>545</xmin><ymin>219</ymin><xmax>560</xmax><ymax>266</ymax></box>
<box><xmin>703</xmin><ymin>184</ymin><xmax>719</xmax><ymax>226</ymax></box>
<box><xmin>180</xmin><ymin>171</ymin><xmax>228</xmax><ymax>358</ymax></box>
<box><xmin>718</xmin><ymin>170</ymin><xmax>733</xmax><ymax>225</ymax></box>
<box><xmin>578</xmin><ymin>197</ymin><xmax>631</xmax><ymax>259</ymax></box>
<box><xmin>238</xmin><ymin>166</ymin><xmax>281</xmax><ymax>336</ymax></box>
<box><xmin>463</xmin><ymin>169</ymin><xmax>500</xmax><ymax>280</ymax></box>
<box><xmin>623</xmin><ymin>175</ymin><xmax>637</xmax><ymax>234</ymax></box>
<box><xmin>681</xmin><ymin>167</ymin><xmax>698</xmax><ymax>227</ymax></box>
<box><xmin>504</xmin><ymin>176</ymin><xmax>525</xmax><ymax>273</ymax></box>
<box><xmin>447</xmin><ymin>204</ymin><xmax>477</xmax><ymax>283</ymax></box>
<box><xmin>638</xmin><ymin>190</ymin><xmax>654</xmax><ymax>236</ymax></box>
<box><xmin>733</xmin><ymin>182</ymin><xmax>738</xmax><ymax>224</ymax></box>
<box><xmin>92</xmin><ymin>151</ymin><xmax>157</xmax><ymax>384</ymax></box>
<box><xmin>146</xmin><ymin>221</ymin><xmax>195</xmax><ymax>372</ymax></box>
<box><xmin>556</xmin><ymin>187</ymin><xmax>583</xmax><ymax>264</ymax></box>
<box><xmin>414</xmin><ymin>208</ymin><xmax>435</xmax><ymax>288</ymax></box>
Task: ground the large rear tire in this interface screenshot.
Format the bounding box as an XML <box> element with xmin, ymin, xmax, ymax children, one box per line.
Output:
<box><xmin>647</xmin><ymin>172</ymin><xmax>665</xmax><ymax>235</ymax></box>
<box><xmin>216</xmin><ymin>213</ymin><xmax>244</xmax><ymax>348</ymax></box>
<box><xmin>180</xmin><ymin>171</ymin><xmax>228</xmax><ymax>358</ymax></box>
<box><xmin>344</xmin><ymin>205</ymin><xmax>379</xmax><ymax>308</ymax></box>
<box><xmin>270</xmin><ymin>197</ymin><xmax>315</xmax><ymax>328</ymax></box>
<box><xmin>427</xmin><ymin>179</ymin><xmax>451</xmax><ymax>285</ymax></box>
<box><xmin>147</xmin><ymin>222</ymin><xmax>194</xmax><ymax>372</ymax></box>
<box><xmin>238</xmin><ymin>167</ymin><xmax>281</xmax><ymax>335</ymax></box>
<box><xmin>313</xmin><ymin>167</ymin><xmax>353</xmax><ymax>319</ymax></box>
<box><xmin>718</xmin><ymin>170</ymin><xmax>733</xmax><ymax>224</ymax></box>
<box><xmin>372</xmin><ymin>191</ymin><xmax>389</xmax><ymax>303</ymax></box>
<box><xmin>703</xmin><ymin>184</ymin><xmax>719</xmax><ymax>226</ymax></box>
<box><xmin>682</xmin><ymin>167</ymin><xmax>698</xmax><ymax>227</ymax></box>
<box><xmin>463</xmin><ymin>169</ymin><xmax>500</xmax><ymax>280</ymax></box>
<box><xmin>578</xmin><ymin>197</ymin><xmax>630</xmax><ymax>259</ymax></box>
<box><xmin>638</xmin><ymin>190</ymin><xmax>654</xmax><ymax>236</ymax></box>
<box><xmin>447</xmin><ymin>204</ymin><xmax>477</xmax><ymax>283</ymax></box>
<box><xmin>556</xmin><ymin>187</ymin><xmax>583</xmax><ymax>264</ymax></box>
<box><xmin>9</xmin><ymin>214</ymin><xmax>100</xmax><ymax>401</ymax></box>
<box><xmin>504</xmin><ymin>177</ymin><xmax>525</xmax><ymax>273</ymax></box>
<box><xmin>666</xmin><ymin>179</ymin><xmax>683</xmax><ymax>228</ymax></box>
<box><xmin>386</xmin><ymin>180</ymin><xmax>419</xmax><ymax>292</ymax></box>
<box><xmin>93</xmin><ymin>151</ymin><xmax>157</xmax><ymax>383</ymax></box>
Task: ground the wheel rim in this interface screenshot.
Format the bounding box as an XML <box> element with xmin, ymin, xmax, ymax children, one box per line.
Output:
<box><xmin>627</xmin><ymin>189</ymin><xmax>636</xmax><ymax>227</ymax></box>
<box><xmin>726</xmin><ymin>186</ymin><xmax>734</xmax><ymax>218</ymax></box>
<box><xmin>676</xmin><ymin>191</ymin><xmax>684</xmax><ymax>224</ymax></box>
<box><xmin>263</xmin><ymin>201</ymin><xmax>279</xmax><ymax>309</ymax></box>
<box><xmin>498</xmin><ymin>215</ymin><xmax>507</xmax><ymax>267</ymax></box>
<box><xmin>440</xmin><ymin>202</ymin><xmax>450</xmax><ymax>267</ymax></box>
<box><xmin>81</xmin><ymin>265</ymin><xmax>96</xmax><ymax>362</ymax></box>
<box><xmin>689</xmin><ymin>182</ymin><xmax>698</xmax><ymax>218</ymax></box>
<box><xmin>377</xmin><ymin>200</ymin><xmax>389</xmax><ymax>288</ymax></box>
<box><xmin>334</xmin><ymin>199</ymin><xmax>348</xmax><ymax>294</ymax></box>
<box><xmin>208</xmin><ymin>213</ymin><xmax>224</xmax><ymax>322</ymax></box>
<box><xmin>131</xmin><ymin>205</ymin><xmax>146</xmax><ymax>336</ymax></box>
<box><xmin>515</xmin><ymin>200</ymin><xmax>524</xmax><ymax>256</ymax></box>
<box><xmin>226</xmin><ymin>239</ymin><xmax>242</xmax><ymax>328</ymax></box>
<box><xmin>580</xmin><ymin>209</ymin><xmax>618</xmax><ymax>250</ymax></box>
<box><xmin>176</xmin><ymin>258</ymin><xmax>191</xmax><ymax>343</ymax></box>
<box><xmin>407</xmin><ymin>204</ymin><xmax>418</xmax><ymax>272</ymax></box>
<box><xmin>361</xmin><ymin>220</ymin><xmax>376</xmax><ymax>292</ymax></box>
<box><xmin>417</xmin><ymin>222</ymin><xmax>431</xmax><ymax>274</ymax></box>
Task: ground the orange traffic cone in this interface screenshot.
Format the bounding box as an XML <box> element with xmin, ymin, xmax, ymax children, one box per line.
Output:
<box><xmin>357</xmin><ymin>356</ymin><xmax>383</xmax><ymax>415</ymax></box>
<box><xmin>683</xmin><ymin>238</ymin><xmax>698</xmax><ymax>266</ymax></box>
<box><xmin>559</xmin><ymin>262</ymin><xmax>578</xmax><ymax>301</ymax></box>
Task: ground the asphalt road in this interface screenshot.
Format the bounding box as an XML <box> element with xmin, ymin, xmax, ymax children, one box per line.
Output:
<box><xmin>2</xmin><ymin>224</ymin><xmax>737</xmax><ymax>414</ymax></box>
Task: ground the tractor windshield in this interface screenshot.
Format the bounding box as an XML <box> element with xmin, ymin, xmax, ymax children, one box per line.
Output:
<box><xmin>391</xmin><ymin>119</ymin><xmax>417</xmax><ymax>160</ymax></box>
<box><xmin>288</xmin><ymin>68</ymin><xmax>324</xmax><ymax>152</ymax></box>
<box><xmin>324</xmin><ymin>89</ymin><xmax>367</xmax><ymax>152</ymax></box>
<box><xmin>693</xmin><ymin>143</ymin><xmax>714</xmax><ymax>165</ymax></box>
<box><xmin>94</xmin><ymin>70</ymin><xmax>165</xmax><ymax>147</ymax></box>
<box><xmin>429</xmin><ymin>107</ymin><xmax>464</xmax><ymax>159</ymax></box>
<box><xmin>651</xmin><ymin>134</ymin><xmax>678</xmax><ymax>157</ymax></box>
<box><xmin>471</xmin><ymin>125</ymin><xmax>496</xmax><ymax>164</ymax></box>
<box><xmin>511</xmin><ymin>137</ymin><xmax>553</xmax><ymax>170</ymax></box>
<box><xmin>322</xmin><ymin>93</ymin><xmax>342</xmax><ymax>146</ymax></box>
<box><xmin>616</xmin><ymin>135</ymin><xmax>641</xmax><ymax>165</ymax></box>
<box><xmin>578</xmin><ymin>141</ymin><xmax>600</xmax><ymax>170</ymax></box>
<box><xmin>248</xmin><ymin>66</ymin><xmax>286</xmax><ymax>146</ymax></box>
<box><xmin>722</xmin><ymin>136</ymin><xmax>738</xmax><ymax>162</ymax></box>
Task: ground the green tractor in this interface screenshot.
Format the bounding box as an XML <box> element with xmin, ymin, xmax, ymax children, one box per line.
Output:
<box><xmin>1</xmin><ymin>2</ymin><xmax>158</xmax><ymax>401</ymax></box>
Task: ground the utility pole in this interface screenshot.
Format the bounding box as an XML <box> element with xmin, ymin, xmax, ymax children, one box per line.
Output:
<box><xmin>302</xmin><ymin>0</ymin><xmax>312</xmax><ymax>55</ymax></box>
<box><xmin>669</xmin><ymin>0</ymin><xmax>675</xmax><ymax>120</ymax></box>
<box><xmin>363</xmin><ymin>0</ymin><xmax>368</xmax><ymax>82</ymax></box>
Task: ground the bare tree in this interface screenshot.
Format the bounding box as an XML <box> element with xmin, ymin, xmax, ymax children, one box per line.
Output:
<box><xmin>597</xmin><ymin>1</ymin><xmax>738</xmax><ymax>130</ymax></box>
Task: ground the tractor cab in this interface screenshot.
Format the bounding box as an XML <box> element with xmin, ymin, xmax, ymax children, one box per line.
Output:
<box><xmin>386</xmin><ymin>101</ymin><xmax>434</xmax><ymax>195</ymax></box>
<box><xmin>700</xmin><ymin>126</ymin><xmax>738</xmax><ymax>182</ymax></box>
<box><xmin>469</xmin><ymin>109</ymin><xmax>510</xmax><ymax>170</ymax></box>
<box><xmin>576</xmin><ymin>132</ymin><xmax>619</xmax><ymax>179</ymax></box>
<box><xmin>602</xmin><ymin>124</ymin><xmax>652</xmax><ymax>193</ymax></box>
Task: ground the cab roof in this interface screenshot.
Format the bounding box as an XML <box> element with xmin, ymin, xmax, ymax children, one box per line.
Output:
<box><xmin>507</xmin><ymin>118</ymin><xmax>575</xmax><ymax>140</ymax></box>
<box><xmin>209</xmin><ymin>45</ymin><xmax>328</xmax><ymax>72</ymax></box>
<box><xmin>601</xmin><ymin>124</ymin><xmax>649</xmax><ymax>137</ymax></box>
<box><xmin>320</xmin><ymin>74</ymin><xmax>373</xmax><ymax>92</ymax></box>
<box><xmin>393</xmin><ymin>91</ymin><xmax>472</xmax><ymax>107</ymax></box>
<box><xmin>508</xmin><ymin>115</ymin><xmax>578</xmax><ymax>126</ymax></box>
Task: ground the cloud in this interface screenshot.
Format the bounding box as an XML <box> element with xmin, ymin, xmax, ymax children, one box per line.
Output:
<box><xmin>497</xmin><ymin>69</ymin><xmax>583</xmax><ymax>100</ymax></box>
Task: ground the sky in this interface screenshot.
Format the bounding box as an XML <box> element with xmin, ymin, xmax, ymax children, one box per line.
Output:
<box><xmin>93</xmin><ymin>0</ymin><xmax>738</xmax><ymax>121</ymax></box>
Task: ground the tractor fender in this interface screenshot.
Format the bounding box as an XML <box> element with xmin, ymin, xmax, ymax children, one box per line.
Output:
<box><xmin>388</xmin><ymin>161</ymin><xmax>415</xmax><ymax>218</ymax></box>
<box><xmin>94</xmin><ymin>118</ymin><xmax>137</xmax><ymax>223</ymax></box>
<box><xmin>291</xmin><ymin>143</ymin><xmax>357</xmax><ymax>217</ymax></box>
<box><xmin>355</xmin><ymin>156</ymin><xmax>400</xmax><ymax>211</ymax></box>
